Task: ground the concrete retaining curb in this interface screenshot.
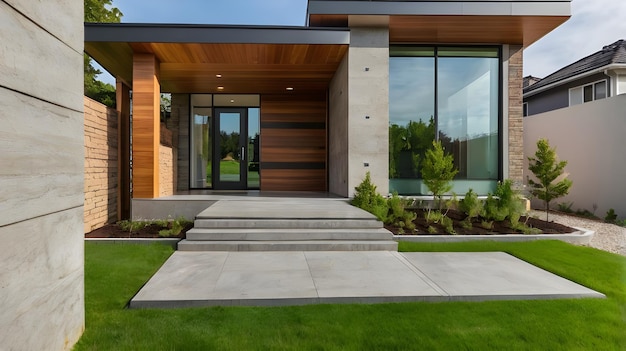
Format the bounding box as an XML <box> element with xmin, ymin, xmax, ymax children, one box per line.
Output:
<box><xmin>393</xmin><ymin>227</ymin><xmax>594</xmax><ymax>245</ymax></box>
<box><xmin>85</xmin><ymin>237</ymin><xmax>181</xmax><ymax>249</ymax></box>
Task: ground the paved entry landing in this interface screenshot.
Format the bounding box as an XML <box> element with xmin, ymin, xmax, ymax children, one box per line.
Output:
<box><xmin>130</xmin><ymin>251</ymin><xmax>604</xmax><ymax>308</ymax></box>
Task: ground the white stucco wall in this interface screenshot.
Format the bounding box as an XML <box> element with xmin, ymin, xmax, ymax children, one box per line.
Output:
<box><xmin>0</xmin><ymin>1</ymin><xmax>85</xmax><ymax>349</ymax></box>
<box><xmin>524</xmin><ymin>94</ymin><xmax>626</xmax><ymax>219</ymax></box>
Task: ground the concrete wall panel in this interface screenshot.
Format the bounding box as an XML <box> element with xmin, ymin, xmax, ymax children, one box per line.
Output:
<box><xmin>0</xmin><ymin>208</ymin><xmax>84</xmax><ymax>350</ymax></box>
<box><xmin>0</xmin><ymin>87</ymin><xmax>84</xmax><ymax>227</ymax></box>
<box><xmin>524</xmin><ymin>94</ymin><xmax>626</xmax><ymax>219</ymax></box>
<box><xmin>347</xmin><ymin>27</ymin><xmax>389</xmax><ymax>196</ymax></box>
<box><xmin>4</xmin><ymin>0</ymin><xmax>84</xmax><ymax>51</ymax></box>
<box><xmin>329</xmin><ymin>54</ymin><xmax>349</xmax><ymax>196</ymax></box>
<box><xmin>0</xmin><ymin>1</ymin><xmax>84</xmax><ymax>349</ymax></box>
<box><xmin>0</xmin><ymin>1</ymin><xmax>83</xmax><ymax>111</ymax></box>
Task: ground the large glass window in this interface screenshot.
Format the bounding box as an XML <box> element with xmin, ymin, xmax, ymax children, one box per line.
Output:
<box><xmin>190</xmin><ymin>94</ymin><xmax>213</xmax><ymax>188</ymax></box>
<box><xmin>389</xmin><ymin>46</ymin><xmax>500</xmax><ymax>195</ymax></box>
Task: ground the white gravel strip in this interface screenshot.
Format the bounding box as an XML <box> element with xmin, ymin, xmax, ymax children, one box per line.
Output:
<box><xmin>529</xmin><ymin>210</ymin><xmax>626</xmax><ymax>256</ymax></box>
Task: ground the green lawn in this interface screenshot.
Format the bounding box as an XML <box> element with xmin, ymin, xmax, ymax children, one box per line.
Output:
<box><xmin>75</xmin><ymin>241</ymin><xmax>626</xmax><ymax>350</ymax></box>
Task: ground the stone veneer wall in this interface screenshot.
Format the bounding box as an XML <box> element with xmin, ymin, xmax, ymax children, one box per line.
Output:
<box><xmin>159</xmin><ymin>122</ymin><xmax>175</xmax><ymax>196</ymax></box>
<box><xmin>0</xmin><ymin>0</ymin><xmax>85</xmax><ymax>349</ymax></box>
<box><xmin>84</xmin><ymin>97</ymin><xmax>118</xmax><ymax>232</ymax></box>
<box><xmin>507</xmin><ymin>45</ymin><xmax>524</xmax><ymax>185</ymax></box>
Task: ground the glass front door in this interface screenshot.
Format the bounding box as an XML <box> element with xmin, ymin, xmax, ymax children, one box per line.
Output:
<box><xmin>214</xmin><ymin>108</ymin><xmax>248</xmax><ymax>190</ymax></box>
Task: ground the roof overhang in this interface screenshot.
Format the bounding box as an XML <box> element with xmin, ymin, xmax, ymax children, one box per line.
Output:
<box><xmin>85</xmin><ymin>23</ymin><xmax>350</xmax><ymax>94</ymax></box>
<box><xmin>308</xmin><ymin>0</ymin><xmax>570</xmax><ymax>46</ymax></box>
<box><xmin>524</xmin><ymin>63</ymin><xmax>626</xmax><ymax>98</ymax></box>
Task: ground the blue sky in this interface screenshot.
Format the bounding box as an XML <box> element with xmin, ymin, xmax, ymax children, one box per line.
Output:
<box><xmin>99</xmin><ymin>0</ymin><xmax>626</xmax><ymax>83</ymax></box>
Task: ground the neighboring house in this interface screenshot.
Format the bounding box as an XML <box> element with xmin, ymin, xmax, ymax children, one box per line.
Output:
<box><xmin>84</xmin><ymin>0</ymin><xmax>571</xmax><ymax>219</ymax></box>
<box><xmin>523</xmin><ymin>39</ymin><xmax>626</xmax><ymax>220</ymax></box>
<box><xmin>523</xmin><ymin>39</ymin><xmax>626</xmax><ymax>116</ymax></box>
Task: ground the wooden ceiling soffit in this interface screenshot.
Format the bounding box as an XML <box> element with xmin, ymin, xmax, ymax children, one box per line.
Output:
<box><xmin>390</xmin><ymin>15</ymin><xmax>569</xmax><ymax>46</ymax></box>
<box><xmin>85</xmin><ymin>41</ymin><xmax>134</xmax><ymax>85</ymax></box>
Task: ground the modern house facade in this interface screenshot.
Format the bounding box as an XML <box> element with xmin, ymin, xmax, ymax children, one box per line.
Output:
<box><xmin>85</xmin><ymin>0</ymin><xmax>571</xmax><ymax>218</ymax></box>
<box><xmin>523</xmin><ymin>39</ymin><xmax>626</xmax><ymax>116</ymax></box>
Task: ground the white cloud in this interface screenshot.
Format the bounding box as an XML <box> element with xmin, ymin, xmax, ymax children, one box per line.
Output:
<box><xmin>524</xmin><ymin>0</ymin><xmax>626</xmax><ymax>77</ymax></box>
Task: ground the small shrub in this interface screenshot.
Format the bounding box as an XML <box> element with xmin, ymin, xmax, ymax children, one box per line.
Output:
<box><xmin>459</xmin><ymin>189</ymin><xmax>482</xmax><ymax>220</ymax></box>
<box><xmin>441</xmin><ymin>216</ymin><xmax>456</xmax><ymax>235</ymax></box>
<box><xmin>495</xmin><ymin>180</ymin><xmax>526</xmax><ymax>227</ymax></box>
<box><xmin>427</xmin><ymin>226</ymin><xmax>438</xmax><ymax>234</ymax></box>
<box><xmin>481</xmin><ymin>194</ymin><xmax>506</xmax><ymax>222</ymax></box>
<box><xmin>557</xmin><ymin>202</ymin><xmax>574</xmax><ymax>213</ymax></box>
<box><xmin>481</xmin><ymin>220</ymin><xmax>493</xmax><ymax>230</ymax></box>
<box><xmin>460</xmin><ymin>217</ymin><xmax>473</xmax><ymax>230</ymax></box>
<box><xmin>158</xmin><ymin>216</ymin><xmax>192</xmax><ymax>237</ymax></box>
<box><xmin>117</xmin><ymin>220</ymin><xmax>150</xmax><ymax>233</ymax></box>
<box><xmin>425</xmin><ymin>209</ymin><xmax>443</xmax><ymax>224</ymax></box>
<box><xmin>421</xmin><ymin>140</ymin><xmax>458</xmax><ymax>209</ymax></box>
<box><xmin>527</xmin><ymin>138</ymin><xmax>573</xmax><ymax>221</ymax></box>
<box><xmin>386</xmin><ymin>192</ymin><xmax>416</xmax><ymax>230</ymax></box>
<box><xmin>605</xmin><ymin>209</ymin><xmax>618</xmax><ymax>223</ymax></box>
<box><xmin>352</xmin><ymin>172</ymin><xmax>388</xmax><ymax>221</ymax></box>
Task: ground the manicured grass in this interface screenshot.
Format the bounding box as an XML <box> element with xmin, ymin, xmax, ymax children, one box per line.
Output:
<box><xmin>75</xmin><ymin>241</ymin><xmax>626</xmax><ymax>350</ymax></box>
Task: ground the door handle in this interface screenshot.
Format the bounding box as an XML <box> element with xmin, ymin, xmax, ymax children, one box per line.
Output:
<box><xmin>241</xmin><ymin>146</ymin><xmax>245</xmax><ymax>161</ymax></box>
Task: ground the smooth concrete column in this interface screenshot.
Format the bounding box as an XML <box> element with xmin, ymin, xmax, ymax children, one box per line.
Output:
<box><xmin>116</xmin><ymin>80</ymin><xmax>131</xmax><ymax>218</ymax></box>
<box><xmin>132</xmin><ymin>54</ymin><xmax>161</xmax><ymax>198</ymax></box>
<box><xmin>348</xmin><ymin>27</ymin><xmax>389</xmax><ymax>196</ymax></box>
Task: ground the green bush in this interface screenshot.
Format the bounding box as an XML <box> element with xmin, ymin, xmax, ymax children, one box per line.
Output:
<box><xmin>351</xmin><ymin>172</ymin><xmax>388</xmax><ymax>221</ymax></box>
<box><xmin>386</xmin><ymin>192</ymin><xmax>416</xmax><ymax>231</ymax></box>
<box><xmin>459</xmin><ymin>189</ymin><xmax>482</xmax><ymax>220</ymax></box>
<box><xmin>421</xmin><ymin>140</ymin><xmax>458</xmax><ymax>209</ymax></box>
<box><xmin>604</xmin><ymin>209</ymin><xmax>618</xmax><ymax>223</ymax></box>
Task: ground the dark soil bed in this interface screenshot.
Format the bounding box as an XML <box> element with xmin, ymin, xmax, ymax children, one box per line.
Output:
<box><xmin>386</xmin><ymin>209</ymin><xmax>576</xmax><ymax>235</ymax></box>
<box><xmin>85</xmin><ymin>223</ymin><xmax>194</xmax><ymax>239</ymax></box>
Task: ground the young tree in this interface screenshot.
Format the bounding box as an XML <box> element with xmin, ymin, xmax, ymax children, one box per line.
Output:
<box><xmin>421</xmin><ymin>140</ymin><xmax>458</xmax><ymax>209</ymax></box>
<box><xmin>84</xmin><ymin>0</ymin><xmax>122</xmax><ymax>106</ymax></box>
<box><xmin>527</xmin><ymin>138</ymin><xmax>573</xmax><ymax>221</ymax></box>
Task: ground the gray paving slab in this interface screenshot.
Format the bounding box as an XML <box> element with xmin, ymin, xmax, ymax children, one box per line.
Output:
<box><xmin>196</xmin><ymin>199</ymin><xmax>375</xmax><ymax>219</ymax></box>
<box><xmin>129</xmin><ymin>251</ymin><xmax>605</xmax><ymax>308</ymax></box>
<box><xmin>401</xmin><ymin>252</ymin><xmax>605</xmax><ymax>300</ymax></box>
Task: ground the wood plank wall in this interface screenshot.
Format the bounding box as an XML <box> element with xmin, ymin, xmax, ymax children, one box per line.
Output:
<box><xmin>132</xmin><ymin>54</ymin><xmax>161</xmax><ymax>198</ymax></box>
<box><xmin>260</xmin><ymin>93</ymin><xmax>327</xmax><ymax>191</ymax></box>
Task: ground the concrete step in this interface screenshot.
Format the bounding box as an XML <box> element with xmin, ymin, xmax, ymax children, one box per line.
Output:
<box><xmin>177</xmin><ymin>240</ymin><xmax>399</xmax><ymax>252</ymax></box>
<box><xmin>186</xmin><ymin>228</ymin><xmax>393</xmax><ymax>241</ymax></box>
<box><xmin>193</xmin><ymin>218</ymin><xmax>383</xmax><ymax>229</ymax></box>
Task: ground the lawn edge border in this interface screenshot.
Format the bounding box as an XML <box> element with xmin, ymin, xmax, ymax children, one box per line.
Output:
<box><xmin>393</xmin><ymin>227</ymin><xmax>594</xmax><ymax>245</ymax></box>
<box><xmin>85</xmin><ymin>237</ymin><xmax>181</xmax><ymax>248</ymax></box>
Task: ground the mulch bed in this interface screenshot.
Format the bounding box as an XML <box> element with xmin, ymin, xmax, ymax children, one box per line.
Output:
<box><xmin>385</xmin><ymin>209</ymin><xmax>576</xmax><ymax>235</ymax></box>
<box><xmin>85</xmin><ymin>223</ymin><xmax>194</xmax><ymax>239</ymax></box>
<box><xmin>85</xmin><ymin>209</ymin><xmax>577</xmax><ymax>238</ymax></box>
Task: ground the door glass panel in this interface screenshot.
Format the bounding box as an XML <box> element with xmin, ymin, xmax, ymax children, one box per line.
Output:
<box><xmin>218</xmin><ymin>112</ymin><xmax>241</xmax><ymax>183</ymax></box>
<box><xmin>247</xmin><ymin>108</ymin><xmax>260</xmax><ymax>188</ymax></box>
<box><xmin>191</xmin><ymin>108</ymin><xmax>211</xmax><ymax>188</ymax></box>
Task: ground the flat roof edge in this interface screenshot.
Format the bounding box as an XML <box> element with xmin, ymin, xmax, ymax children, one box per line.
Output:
<box><xmin>85</xmin><ymin>23</ymin><xmax>350</xmax><ymax>45</ymax></box>
<box><xmin>308</xmin><ymin>1</ymin><xmax>571</xmax><ymax>17</ymax></box>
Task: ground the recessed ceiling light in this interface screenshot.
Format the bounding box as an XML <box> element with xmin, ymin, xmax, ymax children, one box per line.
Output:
<box><xmin>216</xmin><ymin>74</ymin><xmax>222</xmax><ymax>78</ymax></box>
<box><xmin>230</xmin><ymin>99</ymin><xmax>235</xmax><ymax>103</ymax></box>
<box><xmin>217</xmin><ymin>86</ymin><xmax>224</xmax><ymax>90</ymax></box>
<box><xmin>286</xmin><ymin>87</ymin><xmax>294</xmax><ymax>91</ymax></box>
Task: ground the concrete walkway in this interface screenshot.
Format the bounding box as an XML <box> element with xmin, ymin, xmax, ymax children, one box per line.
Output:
<box><xmin>130</xmin><ymin>251</ymin><xmax>604</xmax><ymax>308</ymax></box>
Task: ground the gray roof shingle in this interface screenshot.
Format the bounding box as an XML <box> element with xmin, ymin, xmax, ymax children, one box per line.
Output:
<box><xmin>524</xmin><ymin>39</ymin><xmax>626</xmax><ymax>94</ymax></box>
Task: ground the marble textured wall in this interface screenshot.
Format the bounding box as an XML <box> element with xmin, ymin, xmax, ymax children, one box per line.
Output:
<box><xmin>0</xmin><ymin>1</ymin><xmax>85</xmax><ymax>349</ymax></box>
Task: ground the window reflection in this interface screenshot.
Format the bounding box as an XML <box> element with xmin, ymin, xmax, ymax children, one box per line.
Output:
<box><xmin>389</xmin><ymin>47</ymin><xmax>500</xmax><ymax>195</ymax></box>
